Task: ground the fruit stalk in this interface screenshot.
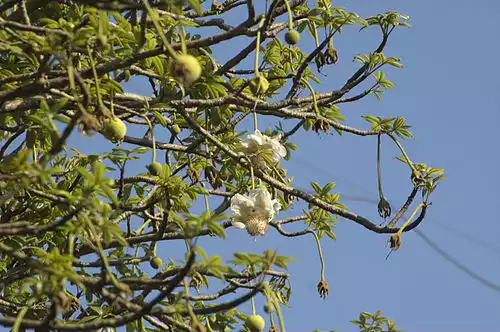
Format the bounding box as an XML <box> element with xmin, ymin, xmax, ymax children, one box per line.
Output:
<box><xmin>377</xmin><ymin>134</ymin><xmax>384</xmax><ymax>199</ymax></box>
<box><xmin>142</xmin><ymin>0</ymin><xmax>178</xmax><ymax>59</ymax></box>
<box><xmin>283</xmin><ymin>0</ymin><xmax>294</xmax><ymax>30</ymax></box>
<box><xmin>388</xmin><ymin>133</ymin><xmax>421</xmax><ymax>178</ymax></box>
<box><xmin>301</xmin><ymin>78</ymin><xmax>319</xmax><ymax>114</ymax></box>
<box><xmin>254</xmin><ymin>17</ymin><xmax>265</xmax><ymax>76</ymax></box>
<box><xmin>310</xmin><ymin>230</ymin><xmax>325</xmax><ymax>280</ymax></box>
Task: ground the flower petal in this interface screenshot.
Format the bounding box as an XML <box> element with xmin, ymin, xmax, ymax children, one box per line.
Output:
<box><xmin>230</xmin><ymin>194</ymin><xmax>254</xmax><ymax>216</ymax></box>
<box><xmin>231</xmin><ymin>220</ymin><xmax>247</xmax><ymax>229</ymax></box>
<box><xmin>241</xmin><ymin>137</ymin><xmax>260</xmax><ymax>154</ymax></box>
<box><xmin>276</xmin><ymin>144</ymin><xmax>287</xmax><ymax>157</ymax></box>
<box><xmin>252</xmin><ymin>187</ymin><xmax>273</xmax><ymax>211</ymax></box>
<box><xmin>272</xmin><ymin>199</ymin><xmax>282</xmax><ymax>213</ymax></box>
<box><xmin>247</xmin><ymin>131</ymin><xmax>264</xmax><ymax>146</ymax></box>
<box><xmin>270</xmin><ymin>199</ymin><xmax>282</xmax><ymax>219</ymax></box>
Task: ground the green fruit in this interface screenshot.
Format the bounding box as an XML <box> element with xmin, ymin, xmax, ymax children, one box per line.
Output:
<box><xmin>245</xmin><ymin>315</ymin><xmax>265</xmax><ymax>332</ymax></box>
<box><xmin>147</xmin><ymin>162</ymin><xmax>163</xmax><ymax>176</ymax></box>
<box><xmin>249</xmin><ymin>76</ymin><xmax>269</xmax><ymax>96</ymax></box>
<box><xmin>103</xmin><ymin>117</ymin><xmax>127</xmax><ymax>142</ymax></box>
<box><xmin>171</xmin><ymin>54</ymin><xmax>202</xmax><ymax>86</ymax></box>
<box><xmin>263</xmin><ymin>303</ymin><xmax>274</xmax><ymax>314</ymax></box>
<box><xmin>171</xmin><ymin>124</ymin><xmax>181</xmax><ymax>134</ymax></box>
<box><xmin>285</xmin><ymin>29</ymin><xmax>300</xmax><ymax>45</ymax></box>
<box><xmin>124</xmin><ymin>69</ymin><xmax>131</xmax><ymax>82</ymax></box>
<box><xmin>150</xmin><ymin>256</ymin><xmax>163</xmax><ymax>269</ymax></box>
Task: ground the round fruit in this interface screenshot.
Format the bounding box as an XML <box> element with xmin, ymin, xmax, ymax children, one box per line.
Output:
<box><xmin>124</xmin><ymin>69</ymin><xmax>131</xmax><ymax>82</ymax></box>
<box><xmin>263</xmin><ymin>303</ymin><xmax>274</xmax><ymax>314</ymax></box>
<box><xmin>150</xmin><ymin>256</ymin><xmax>163</xmax><ymax>269</ymax></box>
<box><xmin>285</xmin><ymin>29</ymin><xmax>300</xmax><ymax>45</ymax></box>
<box><xmin>147</xmin><ymin>162</ymin><xmax>163</xmax><ymax>176</ymax></box>
<box><xmin>171</xmin><ymin>124</ymin><xmax>181</xmax><ymax>135</ymax></box>
<box><xmin>171</xmin><ymin>54</ymin><xmax>202</xmax><ymax>86</ymax></box>
<box><xmin>103</xmin><ymin>117</ymin><xmax>127</xmax><ymax>142</ymax></box>
<box><xmin>245</xmin><ymin>314</ymin><xmax>265</xmax><ymax>332</ymax></box>
<box><xmin>249</xmin><ymin>76</ymin><xmax>269</xmax><ymax>96</ymax></box>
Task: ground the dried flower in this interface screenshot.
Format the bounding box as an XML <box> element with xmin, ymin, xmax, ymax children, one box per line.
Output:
<box><xmin>211</xmin><ymin>0</ymin><xmax>224</xmax><ymax>12</ymax></box>
<box><xmin>269</xmin><ymin>325</ymin><xmax>279</xmax><ymax>332</ymax></box>
<box><xmin>312</xmin><ymin>119</ymin><xmax>330</xmax><ymax>134</ymax></box>
<box><xmin>315</xmin><ymin>51</ymin><xmax>326</xmax><ymax>72</ymax></box>
<box><xmin>187</xmin><ymin>166</ymin><xmax>201</xmax><ymax>184</ymax></box>
<box><xmin>204</xmin><ymin>165</ymin><xmax>222</xmax><ymax>189</ymax></box>
<box><xmin>377</xmin><ymin>197</ymin><xmax>392</xmax><ymax>219</ymax></box>
<box><xmin>389</xmin><ymin>233</ymin><xmax>402</xmax><ymax>251</ymax></box>
<box><xmin>325</xmin><ymin>46</ymin><xmax>338</xmax><ymax>65</ymax></box>
<box><xmin>79</xmin><ymin>113</ymin><xmax>101</xmax><ymax>135</ymax></box>
<box><xmin>317</xmin><ymin>279</ymin><xmax>329</xmax><ymax>299</ymax></box>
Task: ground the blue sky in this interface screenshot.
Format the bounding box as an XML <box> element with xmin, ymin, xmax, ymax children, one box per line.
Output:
<box><xmin>72</xmin><ymin>0</ymin><xmax>500</xmax><ymax>331</ymax></box>
<box><xmin>274</xmin><ymin>0</ymin><xmax>500</xmax><ymax>330</ymax></box>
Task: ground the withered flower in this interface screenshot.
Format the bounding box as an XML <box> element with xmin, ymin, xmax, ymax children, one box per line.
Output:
<box><xmin>315</xmin><ymin>51</ymin><xmax>326</xmax><ymax>72</ymax></box>
<box><xmin>79</xmin><ymin>113</ymin><xmax>101</xmax><ymax>135</ymax></box>
<box><xmin>211</xmin><ymin>0</ymin><xmax>224</xmax><ymax>12</ymax></box>
<box><xmin>269</xmin><ymin>325</ymin><xmax>279</xmax><ymax>332</ymax></box>
<box><xmin>312</xmin><ymin>119</ymin><xmax>330</xmax><ymax>134</ymax></box>
<box><xmin>187</xmin><ymin>167</ymin><xmax>201</xmax><ymax>184</ymax></box>
<box><xmin>317</xmin><ymin>279</ymin><xmax>329</xmax><ymax>299</ymax></box>
<box><xmin>377</xmin><ymin>197</ymin><xmax>392</xmax><ymax>219</ymax></box>
<box><xmin>325</xmin><ymin>46</ymin><xmax>338</xmax><ymax>65</ymax></box>
<box><xmin>389</xmin><ymin>233</ymin><xmax>402</xmax><ymax>251</ymax></box>
<box><xmin>204</xmin><ymin>165</ymin><xmax>222</xmax><ymax>189</ymax></box>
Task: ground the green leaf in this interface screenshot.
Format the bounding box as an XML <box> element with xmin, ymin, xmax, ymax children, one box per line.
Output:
<box><xmin>126</xmin><ymin>321</ymin><xmax>137</xmax><ymax>332</ymax></box>
<box><xmin>311</xmin><ymin>182</ymin><xmax>322</xmax><ymax>193</ymax></box>
<box><xmin>186</xmin><ymin>0</ymin><xmax>201</xmax><ymax>14</ymax></box>
<box><xmin>361</xmin><ymin>115</ymin><xmax>380</xmax><ymax>124</ymax></box>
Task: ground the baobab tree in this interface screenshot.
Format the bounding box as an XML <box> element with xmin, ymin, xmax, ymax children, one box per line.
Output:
<box><xmin>0</xmin><ymin>0</ymin><xmax>443</xmax><ymax>331</ymax></box>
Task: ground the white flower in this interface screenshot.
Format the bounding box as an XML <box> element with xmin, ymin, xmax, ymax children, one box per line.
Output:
<box><xmin>238</xmin><ymin>130</ymin><xmax>287</xmax><ymax>164</ymax></box>
<box><xmin>230</xmin><ymin>187</ymin><xmax>281</xmax><ymax>236</ymax></box>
